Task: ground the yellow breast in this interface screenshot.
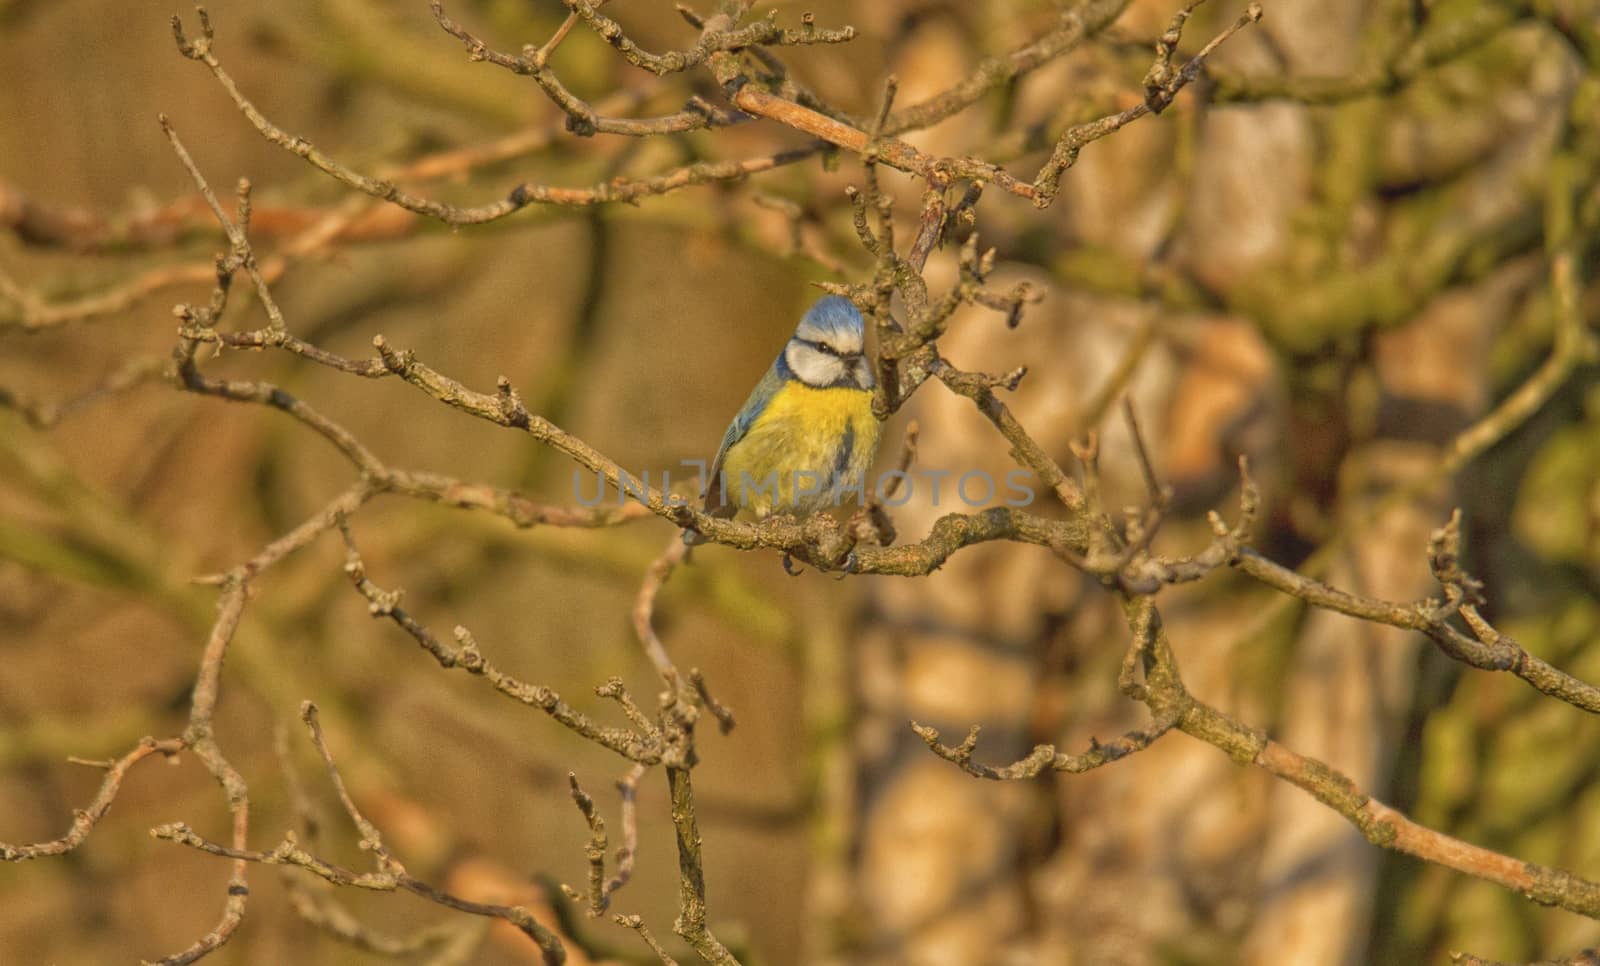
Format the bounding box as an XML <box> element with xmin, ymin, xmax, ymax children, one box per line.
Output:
<box><xmin>720</xmin><ymin>382</ymin><xmax>882</xmax><ymax>516</ymax></box>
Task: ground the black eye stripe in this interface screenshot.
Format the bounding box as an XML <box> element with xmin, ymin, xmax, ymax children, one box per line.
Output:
<box><xmin>798</xmin><ymin>338</ymin><xmax>856</xmax><ymax>357</ymax></box>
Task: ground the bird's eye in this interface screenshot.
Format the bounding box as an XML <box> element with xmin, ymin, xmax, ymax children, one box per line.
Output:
<box><xmin>812</xmin><ymin>341</ymin><xmax>838</xmax><ymax>356</ymax></box>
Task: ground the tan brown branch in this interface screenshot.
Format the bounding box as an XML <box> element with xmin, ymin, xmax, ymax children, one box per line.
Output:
<box><xmin>1233</xmin><ymin>522</ymin><xmax>1600</xmax><ymax>715</ymax></box>
<box><xmin>273</xmin><ymin>723</ymin><xmax>466</xmax><ymax>958</ymax></box>
<box><xmin>153</xmin><ymin>702</ymin><xmax>567</xmax><ymax>965</ymax></box>
<box><xmin>1253</xmin><ymin>735</ymin><xmax>1600</xmax><ymax>918</ymax></box>
<box><xmin>1</xmin><ymin>577</ymin><xmax>254</xmax><ymax>966</ymax></box>
<box><xmin>1121</xmin><ymin>596</ymin><xmax>1600</xmax><ymax>922</ymax></box>
<box><xmin>635</xmin><ymin>535</ymin><xmax>690</xmax><ymax>683</ymax></box>
<box><xmin>384</xmin><ymin>469</ymin><xmax>655</xmax><ymax>530</ymax></box>
<box><xmin>0</xmin><ymin>86</ymin><xmax>658</xmax><ymax>331</ymax></box>
<box><xmin>1450</xmin><ymin>951</ymin><xmax>1600</xmax><ymax>966</ymax></box>
<box><xmin>172</xmin><ymin>354</ymin><xmax>387</xmax><ymax>479</ymax></box>
<box><xmin>1032</xmin><ymin>1</ymin><xmax>1263</xmax><ymax>204</ymax></box>
<box><xmin>430</xmin><ymin>1</ymin><xmax>743</xmax><ymax>137</ymax></box>
<box><xmin>667</xmin><ymin>765</ymin><xmax>739</xmax><ymax>964</ymax></box>
<box><xmin>0</xmin><ymin>177</ymin><xmax>358</xmax><ymax>254</ymax></box>
<box><xmin>0</xmin><ymin>198</ymin><xmax>402</xmax><ymax>333</ymax></box>
<box><xmin>562</xmin><ymin>765</ymin><xmax>645</xmax><ymax>917</ymax></box>
<box><xmin>730</xmin><ymin>87</ymin><xmax>1038</xmax><ymax>201</ymax></box>
<box><xmin>0</xmin><ymin>737</ymin><xmax>183</xmax><ymax>861</ymax></box>
<box><xmin>283</xmin><ymin>881</ymin><xmax>467</xmax><ymax>957</ymax></box>
<box><xmin>565</xmin><ymin>0</ymin><xmax>854</xmax><ymax>76</ymax></box>
<box><xmin>337</xmin><ymin>523</ymin><xmax>663</xmax><ymax>764</ymax></box>
<box><xmin>177</xmin><ymin>326</ymin><xmax>391</xmax><ymax>377</ymax></box>
<box><xmin>881</xmin><ymin>0</ymin><xmax>1130</xmax><ymax>136</ymax></box>
<box><xmin>932</xmin><ymin>355</ymin><xmax>1085</xmax><ymax>512</ymax></box>
<box><xmin>615</xmin><ymin>913</ymin><xmax>681</xmax><ymax>965</ymax></box>
<box><xmin>160</xmin><ymin>115</ymin><xmax>285</xmax><ymax>331</ymax></box>
<box><xmin>910</xmin><ymin>714</ymin><xmax>1177</xmax><ymax>780</ymax></box>
<box><xmin>0</xmin><ymin>259</ymin><xmax>214</xmax><ymax>332</ymax></box>
<box><xmin>170</xmin><ymin>8</ymin><xmax>815</xmax><ymax>223</ymax></box>
<box><xmin>394</xmin><ymin>87</ymin><xmax>647</xmax><ymax>179</ymax></box>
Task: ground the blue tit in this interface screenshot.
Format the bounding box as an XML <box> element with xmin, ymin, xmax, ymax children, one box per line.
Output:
<box><xmin>686</xmin><ymin>295</ymin><xmax>882</xmax><ymax>544</ymax></box>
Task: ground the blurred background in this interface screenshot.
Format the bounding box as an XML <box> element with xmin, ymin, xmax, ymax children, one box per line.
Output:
<box><xmin>1</xmin><ymin>0</ymin><xmax>1597</xmax><ymax>963</ymax></box>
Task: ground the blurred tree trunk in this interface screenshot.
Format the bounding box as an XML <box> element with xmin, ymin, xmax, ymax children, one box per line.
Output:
<box><xmin>842</xmin><ymin>1</ymin><xmax>1583</xmax><ymax>962</ymax></box>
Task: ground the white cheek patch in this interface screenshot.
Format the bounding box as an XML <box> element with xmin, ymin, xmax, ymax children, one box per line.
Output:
<box><xmin>785</xmin><ymin>342</ymin><xmax>845</xmax><ymax>387</ymax></box>
<box><xmin>853</xmin><ymin>356</ymin><xmax>875</xmax><ymax>389</ymax></box>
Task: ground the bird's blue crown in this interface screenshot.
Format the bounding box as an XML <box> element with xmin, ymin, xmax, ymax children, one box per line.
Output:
<box><xmin>793</xmin><ymin>295</ymin><xmax>864</xmax><ymax>345</ymax></box>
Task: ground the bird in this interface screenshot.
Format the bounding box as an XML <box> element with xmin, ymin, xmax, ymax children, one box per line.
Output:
<box><xmin>685</xmin><ymin>294</ymin><xmax>882</xmax><ymax>545</ymax></box>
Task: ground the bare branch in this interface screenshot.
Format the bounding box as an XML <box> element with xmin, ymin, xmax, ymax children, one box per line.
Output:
<box><xmin>1233</xmin><ymin>514</ymin><xmax>1600</xmax><ymax>715</ymax></box>
<box><xmin>337</xmin><ymin>522</ymin><xmax>663</xmax><ymax>764</ymax></box>
<box><xmin>910</xmin><ymin>714</ymin><xmax>1177</xmax><ymax>780</ymax></box>
<box><xmin>0</xmin><ymin>737</ymin><xmax>183</xmax><ymax>861</ymax></box>
<box><xmin>1032</xmin><ymin>1</ymin><xmax>1264</xmax><ymax>204</ymax></box>
<box><xmin>562</xmin><ymin>0</ymin><xmax>855</xmax><ymax>76</ymax></box>
<box><xmin>562</xmin><ymin>765</ymin><xmax>644</xmax><ymax>916</ymax></box>
<box><xmin>881</xmin><ymin>0</ymin><xmax>1129</xmax><ymax>136</ymax></box>
<box><xmin>615</xmin><ymin>913</ymin><xmax>681</xmax><ymax>965</ymax></box>
<box><xmin>170</xmin><ymin>8</ymin><xmax>817</xmax><ymax>223</ymax></box>
<box><xmin>159</xmin><ymin>116</ymin><xmax>285</xmax><ymax>331</ymax></box>
<box><xmin>634</xmin><ymin>535</ymin><xmax>690</xmax><ymax>683</ymax></box>
<box><xmin>430</xmin><ymin>1</ymin><xmax>743</xmax><ymax>137</ymax></box>
<box><xmin>152</xmin><ymin>702</ymin><xmax>569</xmax><ymax>965</ymax></box>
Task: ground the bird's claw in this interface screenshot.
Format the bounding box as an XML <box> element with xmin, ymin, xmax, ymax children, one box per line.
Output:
<box><xmin>831</xmin><ymin>550</ymin><xmax>859</xmax><ymax>579</ymax></box>
<box><xmin>781</xmin><ymin>552</ymin><xmax>805</xmax><ymax>577</ymax></box>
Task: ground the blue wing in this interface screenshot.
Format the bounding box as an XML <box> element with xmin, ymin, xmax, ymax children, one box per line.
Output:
<box><xmin>704</xmin><ymin>359</ymin><xmax>787</xmax><ymax>516</ymax></box>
